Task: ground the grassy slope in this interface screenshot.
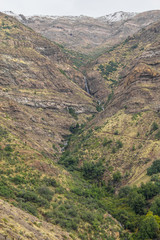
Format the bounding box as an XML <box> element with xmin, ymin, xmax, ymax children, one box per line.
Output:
<box><xmin>0</xmin><ymin>126</ymin><xmax>122</xmax><ymax>239</ymax></box>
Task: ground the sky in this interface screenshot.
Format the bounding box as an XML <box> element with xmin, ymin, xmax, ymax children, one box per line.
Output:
<box><xmin>1</xmin><ymin>0</ymin><xmax>160</xmax><ymax>17</ymax></box>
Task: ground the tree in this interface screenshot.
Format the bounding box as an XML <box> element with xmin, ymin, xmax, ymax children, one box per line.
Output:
<box><xmin>81</xmin><ymin>161</ymin><xmax>105</xmax><ymax>183</ymax></box>
<box><xmin>138</xmin><ymin>182</ymin><xmax>159</xmax><ymax>200</ymax></box>
<box><xmin>151</xmin><ymin>197</ymin><xmax>160</xmax><ymax>216</ymax></box>
<box><xmin>137</xmin><ymin>212</ymin><xmax>159</xmax><ymax>239</ymax></box>
<box><xmin>128</xmin><ymin>191</ymin><xmax>146</xmax><ymax>214</ymax></box>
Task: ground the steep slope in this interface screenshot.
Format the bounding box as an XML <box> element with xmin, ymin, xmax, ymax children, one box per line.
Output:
<box><xmin>0</xmin><ymin>12</ymin><xmax>96</xmax><ymax>155</ymax></box>
<box><xmin>64</xmin><ymin>20</ymin><xmax>160</xmax><ymax>186</ymax></box>
<box><xmin>10</xmin><ymin>10</ymin><xmax>160</xmax><ymax>54</ymax></box>
<box><xmin>85</xmin><ymin>17</ymin><xmax>160</xmax><ymax>100</ymax></box>
<box><xmin>0</xmin><ymin>199</ymin><xmax>73</xmax><ymax>240</ymax></box>
<box><xmin>0</xmin><ymin>125</ymin><xmax>122</xmax><ymax>239</ymax></box>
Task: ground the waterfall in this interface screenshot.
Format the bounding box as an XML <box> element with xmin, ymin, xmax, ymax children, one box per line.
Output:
<box><xmin>84</xmin><ymin>76</ymin><xmax>90</xmax><ymax>94</ymax></box>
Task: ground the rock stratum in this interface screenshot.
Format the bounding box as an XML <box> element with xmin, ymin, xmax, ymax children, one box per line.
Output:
<box><xmin>0</xmin><ymin>12</ymin><xmax>96</xmax><ymax>154</ymax></box>
<box><xmin>8</xmin><ymin>10</ymin><xmax>160</xmax><ymax>53</ymax></box>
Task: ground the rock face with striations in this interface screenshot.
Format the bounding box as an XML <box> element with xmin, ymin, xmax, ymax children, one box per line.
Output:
<box><xmin>7</xmin><ymin>10</ymin><xmax>160</xmax><ymax>53</ymax></box>
<box><xmin>0</xmin><ymin>12</ymin><xmax>96</xmax><ymax>154</ymax></box>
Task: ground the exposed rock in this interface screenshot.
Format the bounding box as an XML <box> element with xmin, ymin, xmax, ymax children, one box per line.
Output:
<box><xmin>10</xmin><ymin>10</ymin><xmax>160</xmax><ymax>53</ymax></box>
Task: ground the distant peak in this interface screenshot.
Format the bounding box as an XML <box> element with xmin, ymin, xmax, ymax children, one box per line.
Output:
<box><xmin>97</xmin><ymin>11</ymin><xmax>138</xmax><ymax>22</ymax></box>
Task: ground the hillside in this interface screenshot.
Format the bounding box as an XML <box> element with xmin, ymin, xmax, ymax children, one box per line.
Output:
<box><xmin>85</xmin><ymin>17</ymin><xmax>160</xmax><ymax>100</ymax></box>
<box><xmin>9</xmin><ymin>10</ymin><xmax>160</xmax><ymax>54</ymax></box>
<box><xmin>0</xmin><ymin>12</ymin><xmax>96</xmax><ymax>155</ymax></box>
<box><xmin>1</xmin><ymin>10</ymin><xmax>160</xmax><ymax>240</ymax></box>
<box><xmin>55</xmin><ymin>20</ymin><xmax>160</xmax><ymax>239</ymax></box>
<box><xmin>66</xmin><ymin>19</ymin><xmax>160</xmax><ymax>185</ymax></box>
<box><xmin>0</xmin><ymin>12</ymin><xmax>123</xmax><ymax>240</ymax></box>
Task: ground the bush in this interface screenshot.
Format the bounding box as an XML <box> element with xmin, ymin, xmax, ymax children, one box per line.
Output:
<box><xmin>20</xmin><ymin>202</ymin><xmax>38</xmax><ymax>216</ymax></box>
<box><xmin>147</xmin><ymin>160</ymin><xmax>160</xmax><ymax>176</ymax></box>
<box><xmin>155</xmin><ymin>130</ymin><xmax>160</xmax><ymax>140</ymax></box>
<box><xmin>81</xmin><ymin>161</ymin><xmax>105</xmax><ymax>182</ymax></box>
<box><xmin>42</xmin><ymin>177</ymin><xmax>58</xmax><ymax>187</ymax></box>
<box><xmin>0</xmin><ymin>181</ymin><xmax>14</xmax><ymax>198</ymax></box>
<box><xmin>103</xmin><ymin>138</ymin><xmax>112</xmax><ymax>147</ymax></box>
<box><xmin>116</xmin><ymin>140</ymin><xmax>123</xmax><ymax>149</ymax></box>
<box><xmin>11</xmin><ymin>175</ymin><xmax>26</xmax><ymax>185</ymax></box>
<box><xmin>69</xmin><ymin>123</ymin><xmax>79</xmax><ymax>134</ymax></box>
<box><xmin>137</xmin><ymin>212</ymin><xmax>159</xmax><ymax>240</ymax></box>
<box><xmin>150</xmin><ymin>122</ymin><xmax>158</xmax><ymax>133</ymax></box>
<box><xmin>113</xmin><ymin>171</ymin><xmax>122</xmax><ymax>183</ymax></box>
<box><xmin>38</xmin><ymin>186</ymin><xmax>54</xmax><ymax>201</ymax></box>
<box><xmin>119</xmin><ymin>186</ymin><xmax>131</xmax><ymax>198</ymax></box>
<box><xmin>17</xmin><ymin>190</ymin><xmax>49</xmax><ymax>207</ymax></box>
<box><xmin>59</xmin><ymin>154</ymin><xmax>78</xmax><ymax>170</ymax></box>
<box><xmin>150</xmin><ymin>197</ymin><xmax>160</xmax><ymax>216</ymax></box>
<box><xmin>68</xmin><ymin>107</ymin><xmax>78</xmax><ymax>120</ymax></box>
<box><xmin>4</xmin><ymin>145</ymin><xmax>13</xmax><ymax>152</ymax></box>
<box><xmin>138</xmin><ymin>182</ymin><xmax>159</xmax><ymax>200</ymax></box>
<box><xmin>114</xmin><ymin>130</ymin><xmax>119</xmax><ymax>135</ymax></box>
<box><xmin>128</xmin><ymin>191</ymin><xmax>146</xmax><ymax>214</ymax></box>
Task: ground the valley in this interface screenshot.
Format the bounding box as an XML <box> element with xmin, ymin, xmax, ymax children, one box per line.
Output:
<box><xmin>1</xmin><ymin>9</ymin><xmax>160</xmax><ymax>240</ymax></box>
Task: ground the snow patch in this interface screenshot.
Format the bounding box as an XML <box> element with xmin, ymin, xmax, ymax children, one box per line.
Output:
<box><xmin>97</xmin><ymin>11</ymin><xmax>138</xmax><ymax>22</ymax></box>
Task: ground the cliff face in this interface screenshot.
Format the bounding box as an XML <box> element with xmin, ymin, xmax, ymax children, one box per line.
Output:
<box><xmin>0</xmin><ymin>13</ymin><xmax>96</xmax><ymax>154</ymax></box>
<box><xmin>12</xmin><ymin>10</ymin><xmax>160</xmax><ymax>54</ymax></box>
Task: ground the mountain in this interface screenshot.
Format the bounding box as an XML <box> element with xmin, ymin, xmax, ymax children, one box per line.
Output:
<box><xmin>0</xmin><ymin>12</ymin><xmax>122</xmax><ymax>240</ymax></box>
<box><xmin>67</xmin><ymin>19</ymin><xmax>160</xmax><ymax>185</ymax></box>
<box><xmin>7</xmin><ymin>10</ymin><xmax>160</xmax><ymax>54</ymax></box>
<box><xmin>0</xmin><ymin>12</ymin><xmax>96</xmax><ymax>155</ymax></box>
<box><xmin>1</xmin><ymin>9</ymin><xmax>160</xmax><ymax>240</ymax></box>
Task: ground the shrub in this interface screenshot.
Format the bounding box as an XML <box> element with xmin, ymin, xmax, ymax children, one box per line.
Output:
<box><xmin>0</xmin><ymin>181</ymin><xmax>14</xmax><ymax>198</ymax></box>
<box><xmin>155</xmin><ymin>130</ymin><xmax>160</xmax><ymax>140</ymax></box>
<box><xmin>114</xmin><ymin>130</ymin><xmax>119</xmax><ymax>135</ymax></box>
<box><xmin>59</xmin><ymin>154</ymin><xmax>78</xmax><ymax>170</ymax></box>
<box><xmin>42</xmin><ymin>177</ymin><xmax>58</xmax><ymax>187</ymax></box>
<box><xmin>150</xmin><ymin>197</ymin><xmax>160</xmax><ymax>216</ymax></box>
<box><xmin>68</xmin><ymin>107</ymin><xmax>78</xmax><ymax>120</ymax></box>
<box><xmin>11</xmin><ymin>175</ymin><xmax>26</xmax><ymax>185</ymax></box>
<box><xmin>4</xmin><ymin>145</ymin><xmax>13</xmax><ymax>152</ymax></box>
<box><xmin>137</xmin><ymin>212</ymin><xmax>159</xmax><ymax>240</ymax></box>
<box><xmin>116</xmin><ymin>140</ymin><xmax>123</xmax><ymax>149</ymax></box>
<box><xmin>113</xmin><ymin>171</ymin><xmax>122</xmax><ymax>183</ymax></box>
<box><xmin>147</xmin><ymin>160</ymin><xmax>160</xmax><ymax>176</ymax></box>
<box><xmin>138</xmin><ymin>182</ymin><xmax>159</xmax><ymax>200</ymax></box>
<box><xmin>69</xmin><ymin>123</ymin><xmax>79</xmax><ymax>133</ymax></box>
<box><xmin>81</xmin><ymin>161</ymin><xmax>105</xmax><ymax>182</ymax></box>
<box><xmin>119</xmin><ymin>186</ymin><xmax>131</xmax><ymax>198</ymax></box>
<box><xmin>128</xmin><ymin>191</ymin><xmax>146</xmax><ymax>214</ymax></box>
<box><xmin>150</xmin><ymin>122</ymin><xmax>158</xmax><ymax>133</ymax></box>
<box><xmin>103</xmin><ymin>138</ymin><xmax>112</xmax><ymax>147</ymax></box>
<box><xmin>38</xmin><ymin>186</ymin><xmax>54</xmax><ymax>201</ymax></box>
<box><xmin>20</xmin><ymin>202</ymin><xmax>38</xmax><ymax>216</ymax></box>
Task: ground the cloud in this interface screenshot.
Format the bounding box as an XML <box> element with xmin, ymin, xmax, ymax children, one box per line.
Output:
<box><xmin>1</xmin><ymin>0</ymin><xmax>160</xmax><ymax>17</ymax></box>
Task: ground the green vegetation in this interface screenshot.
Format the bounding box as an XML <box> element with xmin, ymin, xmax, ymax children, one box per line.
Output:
<box><xmin>150</xmin><ymin>121</ymin><xmax>159</xmax><ymax>133</ymax></box>
<box><xmin>81</xmin><ymin>160</ymin><xmax>105</xmax><ymax>183</ymax></box>
<box><xmin>68</xmin><ymin>107</ymin><xmax>78</xmax><ymax>120</ymax></box>
<box><xmin>147</xmin><ymin>160</ymin><xmax>160</xmax><ymax>175</ymax></box>
<box><xmin>98</xmin><ymin>61</ymin><xmax>119</xmax><ymax>77</ymax></box>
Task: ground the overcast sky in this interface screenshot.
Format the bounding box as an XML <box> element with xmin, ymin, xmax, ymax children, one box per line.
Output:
<box><xmin>1</xmin><ymin>0</ymin><xmax>160</xmax><ymax>17</ymax></box>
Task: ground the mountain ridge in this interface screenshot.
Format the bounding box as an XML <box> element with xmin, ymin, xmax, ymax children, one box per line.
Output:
<box><xmin>8</xmin><ymin>9</ymin><xmax>160</xmax><ymax>54</ymax></box>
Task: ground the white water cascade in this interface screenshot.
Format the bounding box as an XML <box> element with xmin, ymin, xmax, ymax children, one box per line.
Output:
<box><xmin>84</xmin><ymin>76</ymin><xmax>90</xmax><ymax>94</ymax></box>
